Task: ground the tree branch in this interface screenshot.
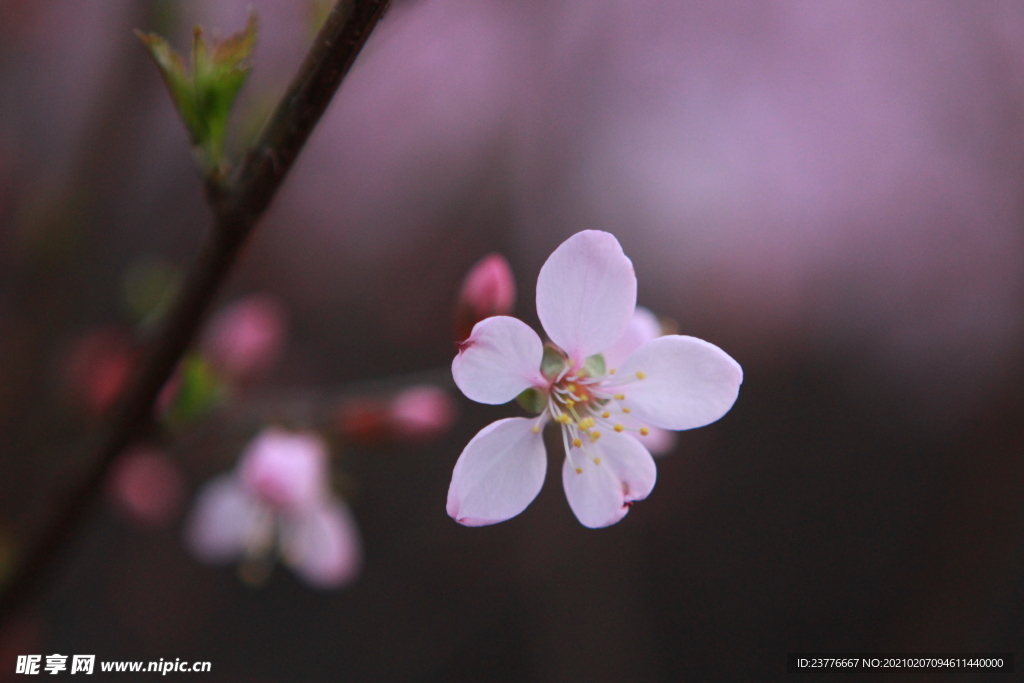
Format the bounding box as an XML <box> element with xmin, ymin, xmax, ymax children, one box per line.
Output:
<box><xmin>0</xmin><ymin>0</ymin><xmax>390</xmax><ymax>622</ymax></box>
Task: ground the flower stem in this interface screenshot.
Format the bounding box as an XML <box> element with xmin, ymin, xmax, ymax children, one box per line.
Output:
<box><xmin>0</xmin><ymin>0</ymin><xmax>390</xmax><ymax>623</ymax></box>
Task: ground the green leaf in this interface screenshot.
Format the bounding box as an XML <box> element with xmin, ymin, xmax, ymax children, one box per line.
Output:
<box><xmin>136</xmin><ymin>12</ymin><xmax>257</xmax><ymax>177</ymax></box>
<box><xmin>516</xmin><ymin>388</ymin><xmax>547</xmax><ymax>415</ymax></box>
<box><xmin>163</xmin><ymin>354</ymin><xmax>225</xmax><ymax>427</ymax></box>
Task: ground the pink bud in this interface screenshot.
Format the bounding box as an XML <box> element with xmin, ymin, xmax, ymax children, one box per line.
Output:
<box><xmin>154</xmin><ymin>367</ymin><xmax>181</xmax><ymax>420</ymax></box>
<box><xmin>64</xmin><ymin>326</ymin><xmax>136</xmax><ymax>416</ymax></box>
<box><xmin>108</xmin><ymin>446</ymin><xmax>184</xmax><ymax>528</ymax></box>
<box><xmin>389</xmin><ymin>385</ymin><xmax>457</xmax><ymax>441</ymax></box>
<box><xmin>336</xmin><ymin>399</ymin><xmax>391</xmax><ymax>445</ymax></box>
<box><xmin>239</xmin><ymin>429</ymin><xmax>329</xmax><ymax>510</ymax></box>
<box><xmin>454</xmin><ymin>253</ymin><xmax>516</xmax><ymax>341</ymax></box>
<box><xmin>201</xmin><ymin>295</ymin><xmax>286</xmax><ymax>383</ymax></box>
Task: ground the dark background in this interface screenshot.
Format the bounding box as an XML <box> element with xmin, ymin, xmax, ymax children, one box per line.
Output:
<box><xmin>2</xmin><ymin>1</ymin><xmax>1024</xmax><ymax>680</ymax></box>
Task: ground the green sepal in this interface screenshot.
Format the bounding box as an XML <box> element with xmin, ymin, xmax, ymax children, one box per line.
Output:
<box><xmin>516</xmin><ymin>388</ymin><xmax>547</xmax><ymax>415</ymax></box>
<box><xmin>583</xmin><ymin>353</ymin><xmax>606</xmax><ymax>377</ymax></box>
<box><xmin>136</xmin><ymin>12</ymin><xmax>257</xmax><ymax>177</ymax></box>
<box><xmin>540</xmin><ymin>343</ymin><xmax>567</xmax><ymax>380</ymax></box>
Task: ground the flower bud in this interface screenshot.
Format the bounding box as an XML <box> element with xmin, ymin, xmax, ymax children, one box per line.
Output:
<box><xmin>389</xmin><ymin>385</ymin><xmax>457</xmax><ymax>441</ymax></box>
<box><xmin>201</xmin><ymin>295</ymin><xmax>286</xmax><ymax>383</ymax></box>
<box><xmin>337</xmin><ymin>386</ymin><xmax>457</xmax><ymax>444</ymax></box>
<box><xmin>63</xmin><ymin>326</ymin><xmax>136</xmax><ymax>416</ymax></box>
<box><xmin>108</xmin><ymin>446</ymin><xmax>184</xmax><ymax>528</ymax></box>
<box><xmin>335</xmin><ymin>399</ymin><xmax>390</xmax><ymax>445</ymax></box>
<box><xmin>454</xmin><ymin>253</ymin><xmax>515</xmax><ymax>341</ymax></box>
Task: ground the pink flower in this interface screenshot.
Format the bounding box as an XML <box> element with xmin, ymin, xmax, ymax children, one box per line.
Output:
<box><xmin>185</xmin><ymin>429</ymin><xmax>361</xmax><ymax>589</ymax></box>
<box><xmin>454</xmin><ymin>253</ymin><xmax>516</xmax><ymax>342</ymax></box>
<box><xmin>200</xmin><ymin>295</ymin><xmax>286</xmax><ymax>383</ymax></box>
<box><xmin>449</xmin><ymin>230</ymin><xmax>742</xmax><ymax>528</ymax></box>
<box><xmin>107</xmin><ymin>446</ymin><xmax>184</xmax><ymax>528</ymax></box>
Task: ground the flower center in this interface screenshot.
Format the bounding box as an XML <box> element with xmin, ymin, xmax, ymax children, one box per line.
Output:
<box><xmin>536</xmin><ymin>352</ymin><xmax>649</xmax><ymax>473</ymax></box>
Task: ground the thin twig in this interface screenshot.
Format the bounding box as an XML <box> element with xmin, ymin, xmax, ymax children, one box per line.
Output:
<box><xmin>0</xmin><ymin>0</ymin><xmax>390</xmax><ymax>622</ymax></box>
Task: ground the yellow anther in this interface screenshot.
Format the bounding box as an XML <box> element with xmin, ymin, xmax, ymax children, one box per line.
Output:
<box><xmin>614</xmin><ymin>393</ymin><xmax>625</xmax><ymax>400</ymax></box>
<box><xmin>555</xmin><ymin>413</ymin><xmax>572</xmax><ymax>425</ymax></box>
<box><xmin>623</xmin><ymin>407</ymin><xmax>631</xmax><ymax>414</ymax></box>
<box><xmin>614</xmin><ymin>424</ymin><xmax>624</xmax><ymax>433</ymax></box>
<box><xmin>590</xmin><ymin>431</ymin><xmax>602</xmax><ymax>442</ymax></box>
<box><xmin>575</xmin><ymin>467</ymin><xmax>583</xmax><ymax>474</ymax></box>
<box><xmin>577</xmin><ymin>417</ymin><xmax>595</xmax><ymax>430</ymax></box>
<box><xmin>568</xmin><ymin>384</ymin><xmax>577</xmax><ymax>392</ymax></box>
<box><xmin>572</xmin><ymin>438</ymin><xmax>582</xmax><ymax>448</ymax></box>
<box><xmin>640</xmin><ymin>427</ymin><xmax>650</xmax><ymax>436</ymax></box>
<box><xmin>593</xmin><ymin>457</ymin><xmax>602</xmax><ymax>465</ymax></box>
<box><xmin>636</xmin><ymin>371</ymin><xmax>647</xmax><ymax>379</ymax></box>
<box><xmin>532</xmin><ymin>425</ymin><xmax>540</xmax><ymax>434</ymax></box>
<box><xmin>601</xmin><ymin>411</ymin><xmax>611</xmax><ymax>418</ymax></box>
<box><xmin>609</xmin><ymin>368</ymin><xmax>617</xmax><ymax>375</ymax></box>
<box><xmin>565</xmin><ymin>399</ymin><xmax>575</xmax><ymax>408</ymax></box>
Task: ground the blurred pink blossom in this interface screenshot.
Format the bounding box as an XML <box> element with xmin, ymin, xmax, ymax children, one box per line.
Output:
<box><xmin>454</xmin><ymin>253</ymin><xmax>516</xmax><ymax>342</ymax></box>
<box><xmin>390</xmin><ymin>385</ymin><xmax>458</xmax><ymax>441</ymax></box>
<box><xmin>185</xmin><ymin>428</ymin><xmax>360</xmax><ymax>589</ymax></box>
<box><xmin>63</xmin><ymin>326</ymin><xmax>136</xmax><ymax>416</ymax></box>
<box><xmin>200</xmin><ymin>295</ymin><xmax>286</xmax><ymax>383</ymax></box>
<box><xmin>337</xmin><ymin>385</ymin><xmax>457</xmax><ymax>445</ymax></box>
<box><xmin>108</xmin><ymin>446</ymin><xmax>184</xmax><ymax>528</ymax></box>
<box><xmin>449</xmin><ymin>231</ymin><xmax>742</xmax><ymax>528</ymax></box>
<box><xmin>239</xmin><ymin>430</ymin><xmax>326</xmax><ymax>510</ymax></box>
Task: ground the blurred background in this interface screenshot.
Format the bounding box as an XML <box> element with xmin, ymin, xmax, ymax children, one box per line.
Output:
<box><xmin>2</xmin><ymin>0</ymin><xmax>1024</xmax><ymax>680</ymax></box>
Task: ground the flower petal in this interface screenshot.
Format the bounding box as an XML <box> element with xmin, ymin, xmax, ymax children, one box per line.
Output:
<box><xmin>447</xmin><ymin>417</ymin><xmax>547</xmax><ymax>526</ymax></box>
<box><xmin>184</xmin><ymin>475</ymin><xmax>267</xmax><ymax>563</ymax></box>
<box><xmin>280</xmin><ymin>499</ymin><xmax>362</xmax><ymax>589</ymax></box>
<box><xmin>603</xmin><ymin>306</ymin><xmax>662</xmax><ymax>369</ymax></box>
<box><xmin>615</xmin><ymin>335</ymin><xmax>742</xmax><ymax>431</ymax></box>
<box><xmin>536</xmin><ymin>230</ymin><xmax>637</xmax><ymax>362</ymax></box>
<box><xmin>561</xmin><ymin>429</ymin><xmax>656</xmax><ymax>528</ymax></box>
<box><xmin>452</xmin><ymin>316</ymin><xmax>545</xmax><ymax>405</ymax></box>
<box><xmin>633</xmin><ymin>425</ymin><xmax>677</xmax><ymax>456</ymax></box>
